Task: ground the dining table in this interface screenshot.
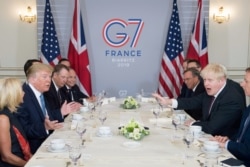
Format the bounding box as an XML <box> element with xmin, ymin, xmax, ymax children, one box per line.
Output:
<box><xmin>24</xmin><ymin>97</ymin><xmax>243</xmax><ymax>167</ymax></box>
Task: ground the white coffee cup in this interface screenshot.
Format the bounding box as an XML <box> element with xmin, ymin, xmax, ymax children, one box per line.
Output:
<box><xmin>50</xmin><ymin>139</ymin><xmax>65</xmax><ymax>150</ymax></box>
<box><xmin>189</xmin><ymin>125</ymin><xmax>202</xmax><ymax>138</ymax></box>
<box><xmin>98</xmin><ymin>126</ymin><xmax>111</xmax><ymax>135</ymax></box>
<box><xmin>177</xmin><ymin>113</ymin><xmax>186</xmax><ymax>122</ymax></box>
<box><xmin>80</xmin><ymin>106</ymin><xmax>89</xmax><ymax>113</ymax></box>
<box><xmin>203</xmin><ymin>140</ymin><xmax>219</xmax><ymax>152</ymax></box>
<box><xmin>72</xmin><ymin>113</ymin><xmax>83</xmax><ymax>120</ymax></box>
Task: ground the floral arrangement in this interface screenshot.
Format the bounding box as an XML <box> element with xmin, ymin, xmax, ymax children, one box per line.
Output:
<box><xmin>122</xmin><ymin>96</ymin><xmax>139</xmax><ymax>109</ymax></box>
<box><xmin>119</xmin><ymin>119</ymin><xmax>150</xmax><ymax>140</ymax></box>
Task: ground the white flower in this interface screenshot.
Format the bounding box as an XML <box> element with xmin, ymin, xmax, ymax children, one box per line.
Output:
<box><xmin>119</xmin><ymin>119</ymin><xmax>150</xmax><ymax>140</ymax></box>
<box><xmin>123</xmin><ymin>96</ymin><xmax>139</xmax><ymax>109</ymax></box>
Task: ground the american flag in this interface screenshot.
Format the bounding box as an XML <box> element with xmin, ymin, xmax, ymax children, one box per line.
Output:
<box><xmin>40</xmin><ymin>0</ymin><xmax>61</xmax><ymax>66</ymax></box>
<box><xmin>68</xmin><ymin>0</ymin><xmax>92</xmax><ymax>97</ymax></box>
<box><xmin>186</xmin><ymin>0</ymin><xmax>208</xmax><ymax>68</ymax></box>
<box><xmin>158</xmin><ymin>0</ymin><xmax>184</xmax><ymax>98</ymax></box>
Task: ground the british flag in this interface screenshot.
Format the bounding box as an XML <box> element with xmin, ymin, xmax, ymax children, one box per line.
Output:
<box><xmin>186</xmin><ymin>0</ymin><xmax>208</xmax><ymax>68</ymax></box>
<box><xmin>41</xmin><ymin>0</ymin><xmax>61</xmax><ymax>66</ymax></box>
<box><xmin>68</xmin><ymin>0</ymin><xmax>92</xmax><ymax>97</ymax></box>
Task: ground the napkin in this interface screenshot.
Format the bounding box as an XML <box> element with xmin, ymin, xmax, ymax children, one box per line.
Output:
<box><xmin>102</xmin><ymin>97</ymin><xmax>116</xmax><ymax>105</ymax></box>
<box><xmin>141</xmin><ymin>97</ymin><xmax>156</xmax><ymax>103</ymax></box>
<box><xmin>109</xmin><ymin>97</ymin><xmax>116</xmax><ymax>102</ymax></box>
<box><xmin>150</xmin><ymin>108</ymin><xmax>172</xmax><ymax>112</ymax></box>
<box><xmin>149</xmin><ymin>118</ymin><xmax>172</xmax><ymax>125</ymax></box>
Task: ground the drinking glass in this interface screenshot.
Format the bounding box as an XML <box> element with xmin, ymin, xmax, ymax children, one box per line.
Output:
<box><xmin>153</xmin><ymin>90</ymin><xmax>163</xmax><ymax>111</ymax></box>
<box><xmin>183</xmin><ymin>132</ymin><xmax>194</xmax><ymax>160</ymax></box>
<box><xmin>69</xmin><ymin>145</ymin><xmax>82</xmax><ymax>166</ymax></box>
<box><xmin>96</xmin><ymin>90</ymin><xmax>105</xmax><ymax>106</ymax></box>
<box><xmin>88</xmin><ymin>102</ymin><xmax>95</xmax><ymax>119</ymax></box>
<box><xmin>172</xmin><ymin>115</ymin><xmax>181</xmax><ymax>131</ymax></box>
<box><xmin>152</xmin><ymin>108</ymin><xmax>161</xmax><ymax>126</ymax></box>
<box><xmin>98</xmin><ymin>110</ymin><xmax>107</xmax><ymax>125</ymax></box>
<box><xmin>76</xmin><ymin>121</ymin><xmax>87</xmax><ymax>142</ymax></box>
<box><xmin>118</xmin><ymin>90</ymin><xmax>127</xmax><ymax>99</ymax></box>
<box><xmin>183</xmin><ymin>132</ymin><xmax>194</xmax><ymax>148</ymax></box>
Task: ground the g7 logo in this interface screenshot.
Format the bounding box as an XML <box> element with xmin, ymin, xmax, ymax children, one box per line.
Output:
<box><xmin>102</xmin><ymin>18</ymin><xmax>144</xmax><ymax>48</ymax></box>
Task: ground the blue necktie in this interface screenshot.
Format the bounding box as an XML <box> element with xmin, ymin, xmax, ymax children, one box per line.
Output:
<box><xmin>237</xmin><ymin>114</ymin><xmax>250</xmax><ymax>142</ymax></box>
<box><xmin>40</xmin><ymin>94</ymin><xmax>46</xmax><ymax>116</ymax></box>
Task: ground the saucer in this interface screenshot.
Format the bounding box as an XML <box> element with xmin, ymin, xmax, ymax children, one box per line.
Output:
<box><xmin>122</xmin><ymin>141</ymin><xmax>141</xmax><ymax>149</ymax></box>
<box><xmin>201</xmin><ymin>147</ymin><xmax>222</xmax><ymax>154</ymax></box>
<box><xmin>47</xmin><ymin>145</ymin><xmax>68</xmax><ymax>153</ymax></box>
<box><xmin>96</xmin><ymin>132</ymin><xmax>113</xmax><ymax>137</ymax></box>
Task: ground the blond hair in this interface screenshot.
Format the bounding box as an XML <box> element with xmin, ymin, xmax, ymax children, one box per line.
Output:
<box><xmin>0</xmin><ymin>78</ymin><xmax>23</xmax><ymax>112</ymax></box>
<box><xmin>201</xmin><ymin>63</ymin><xmax>227</xmax><ymax>80</ymax></box>
<box><xmin>26</xmin><ymin>63</ymin><xmax>52</xmax><ymax>80</ymax></box>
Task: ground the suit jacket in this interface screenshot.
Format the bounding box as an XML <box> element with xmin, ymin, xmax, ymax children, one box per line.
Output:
<box><xmin>44</xmin><ymin>82</ymin><xmax>67</xmax><ymax>110</ymax></box>
<box><xmin>183</xmin><ymin>80</ymin><xmax>205</xmax><ymax>120</ymax></box>
<box><xmin>60</xmin><ymin>84</ymin><xmax>88</xmax><ymax>104</ymax></box>
<box><xmin>177</xmin><ymin>79</ymin><xmax>246</xmax><ymax>138</ymax></box>
<box><xmin>17</xmin><ymin>83</ymin><xmax>63</xmax><ymax>154</ymax></box>
<box><xmin>178</xmin><ymin>83</ymin><xmax>193</xmax><ymax>98</ymax></box>
<box><xmin>227</xmin><ymin>105</ymin><xmax>250</xmax><ymax>166</ymax></box>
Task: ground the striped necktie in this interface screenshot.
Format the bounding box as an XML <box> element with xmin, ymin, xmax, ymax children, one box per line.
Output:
<box><xmin>208</xmin><ymin>96</ymin><xmax>215</xmax><ymax>115</ymax></box>
<box><xmin>57</xmin><ymin>90</ymin><xmax>62</xmax><ymax>104</ymax></box>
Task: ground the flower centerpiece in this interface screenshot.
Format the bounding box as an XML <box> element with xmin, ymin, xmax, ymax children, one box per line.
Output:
<box><xmin>122</xmin><ymin>96</ymin><xmax>139</xmax><ymax>109</ymax></box>
<box><xmin>119</xmin><ymin>119</ymin><xmax>150</xmax><ymax>140</ymax></box>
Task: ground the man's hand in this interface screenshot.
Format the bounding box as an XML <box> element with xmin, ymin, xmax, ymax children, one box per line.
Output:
<box><xmin>184</xmin><ymin>118</ymin><xmax>195</xmax><ymax>126</ymax></box>
<box><xmin>152</xmin><ymin>93</ymin><xmax>172</xmax><ymax>107</ymax></box>
<box><xmin>60</xmin><ymin>101</ymin><xmax>80</xmax><ymax>116</ymax></box>
<box><xmin>44</xmin><ymin>116</ymin><xmax>64</xmax><ymax>130</ymax></box>
<box><xmin>212</xmin><ymin>135</ymin><xmax>229</xmax><ymax>148</ymax></box>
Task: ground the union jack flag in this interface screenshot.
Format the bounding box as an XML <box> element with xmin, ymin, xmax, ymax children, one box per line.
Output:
<box><xmin>186</xmin><ymin>0</ymin><xmax>208</xmax><ymax>68</ymax></box>
<box><xmin>41</xmin><ymin>0</ymin><xmax>61</xmax><ymax>66</ymax></box>
<box><xmin>68</xmin><ymin>0</ymin><xmax>92</xmax><ymax>97</ymax></box>
<box><xmin>158</xmin><ymin>0</ymin><xmax>184</xmax><ymax>98</ymax></box>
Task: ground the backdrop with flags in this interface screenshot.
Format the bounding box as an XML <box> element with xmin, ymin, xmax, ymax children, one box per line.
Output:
<box><xmin>68</xmin><ymin>0</ymin><xmax>92</xmax><ymax>97</ymax></box>
<box><xmin>41</xmin><ymin>0</ymin><xmax>61</xmax><ymax>66</ymax></box>
<box><xmin>186</xmin><ymin>0</ymin><xmax>208</xmax><ymax>69</ymax></box>
<box><xmin>158</xmin><ymin>0</ymin><xmax>184</xmax><ymax>98</ymax></box>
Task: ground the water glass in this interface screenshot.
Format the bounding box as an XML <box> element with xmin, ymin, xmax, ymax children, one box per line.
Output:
<box><xmin>172</xmin><ymin>115</ymin><xmax>181</xmax><ymax>130</ymax></box>
<box><xmin>76</xmin><ymin>121</ymin><xmax>87</xmax><ymax>141</ymax></box>
<box><xmin>98</xmin><ymin>110</ymin><xmax>107</xmax><ymax>125</ymax></box>
<box><xmin>69</xmin><ymin>145</ymin><xmax>82</xmax><ymax>166</ymax></box>
<box><xmin>152</xmin><ymin>108</ymin><xmax>161</xmax><ymax>126</ymax></box>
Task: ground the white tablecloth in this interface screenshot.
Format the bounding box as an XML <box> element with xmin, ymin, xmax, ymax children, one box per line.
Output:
<box><xmin>25</xmin><ymin>99</ymin><xmax>239</xmax><ymax>167</ymax></box>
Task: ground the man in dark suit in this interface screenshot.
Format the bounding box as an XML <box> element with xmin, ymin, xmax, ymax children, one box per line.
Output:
<box><xmin>58</xmin><ymin>58</ymin><xmax>71</xmax><ymax>67</ymax></box>
<box><xmin>17</xmin><ymin>63</ymin><xmax>77</xmax><ymax>154</ymax></box>
<box><xmin>44</xmin><ymin>64</ymin><xmax>79</xmax><ymax>111</ymax></box>
<box><xmin>178</xmin><ymin>59</ymin><xmax>192</xmax><ymax>99</ymax></box>
<box><xmin>153</xmin><ymin>64</ymin><xmax>246</xmax><ymax>138</ymax></box>
<box><xmin>214</xmin><ymin>67</ymin><xmax>250</xmax><ymax>166</ymax></box>
<box><xmin>186</xmin><ymin>59</ymin><xmax>202</xmax><ymax>71</ymax></box>
<box><xmin>60</xmin><ymin>68</ymin><xmax>90</xmax><ymax>104</ymax></box>
<box><xmin>181</xmin><ymin>68</ymin><xmax>205</xmax><ymax>120</ymax></box>
<box><xmin>178</xmin><ymin>59</ymin><xmax>202</xmax><ymax>99</ymax></box>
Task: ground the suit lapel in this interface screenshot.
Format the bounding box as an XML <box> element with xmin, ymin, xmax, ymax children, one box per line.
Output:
<box><xmin>26</xmin><ymin>85</ymin><xmax>46</xmax><ymax>120</ymax></box>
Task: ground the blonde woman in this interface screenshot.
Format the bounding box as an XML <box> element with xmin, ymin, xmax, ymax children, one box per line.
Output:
<box><xmin>0</xmin><ymin>78</ymin><xmax>32</xmax><ymax>167</ymax></box>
